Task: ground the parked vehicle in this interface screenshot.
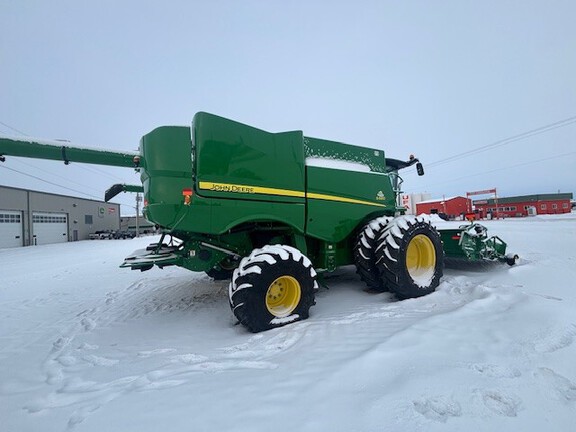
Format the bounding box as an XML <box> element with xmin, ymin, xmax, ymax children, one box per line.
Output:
<box><xmin>89</xmin><ymin>230</ymin><xmax>114</xmax><ymax>240</ymax></box>
<box><xmin>113</xmin><ymin>230</ymin><xmax>136</xmax><ymax>239</ymax></box>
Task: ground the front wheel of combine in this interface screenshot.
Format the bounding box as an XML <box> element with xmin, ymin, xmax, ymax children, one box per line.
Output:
<box><xmin>228</xmin><ymin>245</ymin><xmax>318</xmax><ymax>333</ymax></box>
<box><xmin>376</xmin><ymin>215</ymin><xmax>444</xmax><ymax>299</ymax></box>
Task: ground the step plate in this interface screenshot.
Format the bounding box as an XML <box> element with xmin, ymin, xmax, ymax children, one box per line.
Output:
<box><xmin>121</xmin><ymin>245</ymin><xmax>181</xmax><ymax>270</ymax></box>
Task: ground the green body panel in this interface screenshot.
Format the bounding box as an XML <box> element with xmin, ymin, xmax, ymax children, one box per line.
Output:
<box><xmin>207</xmin><ymin>199</ymin><xmax>305</xmax><ymax>234</ymax></box>
<box><xmin>193</xmin><ymin>112</ymin><xmax>305</xmax><ymax>204</ymax></box>
<box><xmin>140</xmin><ymin>126</ymin><xmax>194</xmax><ymax>229</ymax></box>
<box><xmin>306</xmin><ymin>166</ymin><xmax>396</xmax><ymax>242</ymax></box>
<box><xmin>0</xmin><ymin>136</ymin><xmax>137</xmax><ymax>167</ymax></box>
<box><xmin>140</xmin><ymin>116</ymin><xmax>307</xmax><ymax>236</ymax></box>
<box><xmin>146</xmin><ymin>194</ymin><xmax>306</xmax><ymax>235</ymax></box>
<box><xmin>439</xmin><ymin>229</ymin><xmax>466</xmax><ymax>258</ymax></box>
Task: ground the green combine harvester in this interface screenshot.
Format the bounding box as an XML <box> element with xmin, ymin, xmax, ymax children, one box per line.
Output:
<box><xmin>0</xmin><ymin>112</ymin><xmax>517</xmax><ymax>332</ymax></box>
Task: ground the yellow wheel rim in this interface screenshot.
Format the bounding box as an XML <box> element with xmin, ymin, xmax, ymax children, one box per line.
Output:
<box><xmin>406</xmin><ymin>234</ymin><xmax>436</xmax><ymax>280</ymax></box>
<box><xmin>266</xmin><ymin>276</ymin><xmax>301</xmax><ymax>317</ymax></box>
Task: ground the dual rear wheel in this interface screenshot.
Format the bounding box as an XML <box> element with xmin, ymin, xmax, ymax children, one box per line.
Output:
<box><xmin>355</xmin><ymin>215</ymin><xmax>444</xmax><ymax>299</ymax></box>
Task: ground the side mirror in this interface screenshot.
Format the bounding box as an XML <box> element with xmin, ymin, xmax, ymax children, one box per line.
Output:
<box><xmin>416</xmin><ymin>162</ymin><xmax>424</xmax><ymax>176</ymax></box>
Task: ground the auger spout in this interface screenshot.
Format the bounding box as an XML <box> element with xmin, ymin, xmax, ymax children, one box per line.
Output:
<box><xmin>0</xmin><ymin>136</ymin><xmax>139</xmax><ymax>168</ymax></box>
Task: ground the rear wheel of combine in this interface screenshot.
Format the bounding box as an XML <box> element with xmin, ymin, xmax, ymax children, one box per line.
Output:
<box><xmin>376</xmin><ymin>215</ymin><xmax>443</xmax><ymax>299</ymax></box>
<box><xmin>354</xmin><ymin>217</ymin><xmax>392</xmax><ymax>292</ymax></box>
<box><xmin>228</xmin><ymin>245</ymin><xmax>318</xmax><ymax>333</ymax></box>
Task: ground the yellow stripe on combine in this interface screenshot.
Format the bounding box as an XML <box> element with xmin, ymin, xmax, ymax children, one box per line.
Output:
<box><xmin>199</xmin><ymin>181</ymin><xmax>305</xmax><ymax>198</ymax></box>
<box><xmin>198</xmin><ymin>181</ymin><xmax>386</xmax><ymax>207</ymax></box>
<box><xmin>306</xmin><ymin>192</ymin><xmax>386</xmax><ymax>207</ymax></box>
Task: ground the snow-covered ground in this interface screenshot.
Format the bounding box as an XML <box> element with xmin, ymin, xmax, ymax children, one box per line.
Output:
<box><xmin>1</xmin><ymin>214</ymin><xmax>575</xmax><ymax>432</ymax></box>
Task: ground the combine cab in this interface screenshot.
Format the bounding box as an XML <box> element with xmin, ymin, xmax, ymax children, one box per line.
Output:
<box><xmin>0</xmin><ymin>112</ymin><xmax>517</xmax><ymax>332</ymax></box>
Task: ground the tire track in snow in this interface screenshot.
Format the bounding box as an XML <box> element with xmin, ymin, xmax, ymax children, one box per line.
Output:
<box><xmin>413</xmin><ymin>396</ymin><xmax>463</xmax><ymax>422</ymax></box>
<box><xmin>478</xmin><ymin>389</ymin><xmax>522</xmax><ymax>417</ymax></box>
<box><xmin>40</xmin><ymin>273</ymin><xmax>225</xmax><ymax>370</ymax></box>
<box><xmin>534</xmin><ymin>368</ymin><xmax>576</xmax><ymax>402</ymax></box>
<box><xmin>23</xmin><ymin>273</ymin><xmax>281</xmax><ymax>429</ymax></box>
<box><xmin>532</xmin><ymin>324</ymin><xmax>576</xmax><ymax>354</ymax></box>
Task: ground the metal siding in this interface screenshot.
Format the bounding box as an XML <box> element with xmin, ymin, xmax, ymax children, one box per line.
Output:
<box><xmin>0</xmin><ymin>187</ymin><xmax>28</xmax><ymax>208</ymax></box>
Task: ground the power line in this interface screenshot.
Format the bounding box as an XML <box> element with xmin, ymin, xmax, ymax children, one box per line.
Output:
<box><xmin>429</xmin><ymin>115</ymin><xmax>576</xmax><ymax>169</ymax></box>
<box><xmin>0</xmin><ymin>120</ymin><xmax>27</xmax><ymax>136</ymax></box>
<box><xmin>10</xmin><ymin>159</ymin><xmax>105</xmax><ymax>194</ymax></box>
<box><xmin>0</xmin><ymin>164</ymin><xmax>103</xmax><ymax>200</ymax></box>
<box><xmin>79</xmin><ymin>164</ymin><xmax>131</xmax><ymax>182</ymax></box>
<box><xmin>0</xmin><ymin>164</ymin><xmax>137</xmax><ymax>211</ymax></box>
<box><xmin>404</xmin><ymin>115</ymin><xmax>576</xmax><ymax>174</ymax></box>
<box><xmin>406</xmin><ymin>151</ymin><xmax>576</xmax><ymax>191</ymax></box>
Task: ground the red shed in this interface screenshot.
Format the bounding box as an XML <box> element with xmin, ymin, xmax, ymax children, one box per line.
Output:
<box><xmin>416</xmin><ymin>196</ymin><xmax>471</xmax><ymax>219</ymax></box>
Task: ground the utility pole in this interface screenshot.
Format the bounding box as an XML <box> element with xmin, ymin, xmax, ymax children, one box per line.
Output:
<box><xmin>135</xmin><ymin>193</ymin><xmax>141</xmax><ymax>237</ymax></box>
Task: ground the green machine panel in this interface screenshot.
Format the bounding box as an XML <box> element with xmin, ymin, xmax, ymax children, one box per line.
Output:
<box><xmin>140</xmin><ymin>126</ymin><xmax>194</xmax><ymax>229</ymax></box>
<box><xmin>193</xmin><ymin>112</ymin><xmax>305</xmax><ymax>204</ymax></box>
<box><xmin>306</xmin><ymin>166</ymin><xmax>396</xmax><ymax>242</ymax></box>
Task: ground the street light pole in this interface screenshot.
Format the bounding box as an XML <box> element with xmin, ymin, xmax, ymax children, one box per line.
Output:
<box><xmin>135</xmin><ymin>193</ymin><xmax>141</xmax><ymax>237</ymax></box>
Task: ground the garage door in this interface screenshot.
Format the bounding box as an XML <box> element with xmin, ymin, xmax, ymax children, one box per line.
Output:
<box><xmin>32</xmin><ymin>212</ymin><xmax>68</xmax><ymax>245</ymax></box>
<box><xmin>0</xmin><ymin>210</ymin><xmax>23</xmax><ymax>248</ymax></box>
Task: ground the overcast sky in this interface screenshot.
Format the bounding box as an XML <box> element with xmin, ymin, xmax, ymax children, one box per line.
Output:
<box><xmin>1</xmin><ymin>0</ymin><xmax>575</xmax><ymax>214</ymax></box>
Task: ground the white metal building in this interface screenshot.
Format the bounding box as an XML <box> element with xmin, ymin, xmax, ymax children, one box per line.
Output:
<box><xmin>400</xmin><ymin>192</ymin><xmax>432</xmax><ymax>215</ymax></box>
<box><xmin>0</xmin><ymin>185</ymin><xmax>120</xmax><ymax>248</ymax></box>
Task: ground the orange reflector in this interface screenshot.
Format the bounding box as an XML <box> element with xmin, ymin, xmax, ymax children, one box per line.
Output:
<box><xmin>182</xmin><ymin>188</ymin><xmax>193</xmax><ymax>205</ymax></box>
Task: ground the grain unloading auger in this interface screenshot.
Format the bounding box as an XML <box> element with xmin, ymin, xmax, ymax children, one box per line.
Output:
<box><xmin>0</xmin><ymin>112</ymin><xmax>517</xmax><ymax>332</ymax></box>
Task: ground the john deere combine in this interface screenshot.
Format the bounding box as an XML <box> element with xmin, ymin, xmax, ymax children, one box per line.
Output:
<box><xmin>0</xmin><ymin>112</ymin><xmax>516</xmax><ymax>332</ymax></box>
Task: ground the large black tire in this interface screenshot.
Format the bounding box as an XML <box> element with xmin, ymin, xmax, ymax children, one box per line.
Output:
<box><xmin>354</xmin><ymin>216</ymin><xmax>392</xmax><ymax>292</ymax></box>
<box><xmin>228</xmin><ymin>245</ymin><xmax>318</xmax><ymax>333</ymax></box>
<box><xmin>375</xmin><ymin>215</ymin><xmax>444</xmax><ymax>299</ymax></box>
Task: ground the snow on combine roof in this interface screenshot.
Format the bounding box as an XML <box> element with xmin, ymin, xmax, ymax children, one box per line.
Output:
<box><xmin>305</xmin><ymin>157</ymin><xmax>387</xmax><ymax>175</ymax></box>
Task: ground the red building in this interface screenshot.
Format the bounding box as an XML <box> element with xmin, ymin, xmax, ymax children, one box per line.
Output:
<box><xmin>416</xmin><ymin>196</ymin><xmax>471</xmax><ymax>219</ymax></box>
<box><xmin>473</xmin><ymin>193</ymin><xmax>573</xmax><ymax>218</ymax></box>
